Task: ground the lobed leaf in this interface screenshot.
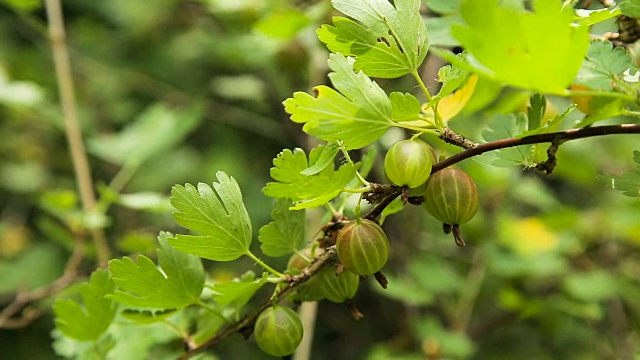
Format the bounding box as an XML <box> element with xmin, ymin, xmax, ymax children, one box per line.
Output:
<box><xmin>619</xmin><ymin>0</ymin><xmax>640</xmax><ymax>18</ymax></box>
<box><xmin>210</xmin><ymin>271</ymin><xmax>267</xmax><ymax>309</ymax></box>
<box><xmin>284</xmin><ymin>54</ymin><xmax>394</xmax><ymax>149</ymax></box>
<box><xmin>263</xmin><ymin>146</ymin><xmax>358</xmax><ymax>210</ymax></box>
<box><xmin>481</xmin><ymin>113</ymin><xmax>533</xmax><ymax>167</ymax></box>
<box><xmin>170</xmin><ymin>172</ymin><xmax>252</xmax><ymax>261</ymax></box>
<box><xmin>107</xmin><ymin>232</ymin><xmax>205</xmax><ymax>309</ymax></box>
<box><xmin>575</xmin><ymin>40</ymin><xmax>639</xmax><ymax>91</ymax></box>
<box><xmin>317</xmin><ymin>0</ymin><xmax>429</xmax><ymax>78</ymax></box>
<box><xmin>258</xmin><ymin>198</ymin><xmax>306</xmax><ymax>257</ymax></box>
<box><xmin>53</xmin><ymin>269</ymin><xmax>116</xmax><ymax>342</ymax></box>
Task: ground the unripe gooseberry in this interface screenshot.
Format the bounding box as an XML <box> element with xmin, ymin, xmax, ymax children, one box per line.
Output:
<box><xmin>317</xmin><ymin>267</ymin><xmax>359</xmax><ymax>303</ymax></box>
<box><xmin>253</xmin><ymin>305</ymin><xmax>304</xmax><ymax>357</ymax></box>
<box><xmin>384</xmin><ymin>139</ymin><xmax>434</xmax><ymax>188</ymax></box>
<box><xmin>423</xmin><ymin>168</ymin><xmax>478</xmax><ymax>225</ymax></box>
<box><xmin>336</xmin><ymin>219</ymin><xmax>390</xmax><ymax>276</ymax></box>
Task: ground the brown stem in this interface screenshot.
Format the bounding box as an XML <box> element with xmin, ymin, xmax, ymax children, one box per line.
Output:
<box><xmin>452</xmin><ymin>224</ymin><xmax>465</xmax><ymax>247</ymax></box>
<box><xmin>431</xmin><ymin>124</ymin><xmax>640</xmax><ymax>172</ymax></box>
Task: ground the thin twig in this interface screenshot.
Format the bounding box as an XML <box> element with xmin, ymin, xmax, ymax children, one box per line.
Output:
<box><xmin>44</xmin><ymin>0</ymin><xmax>110</xmax><ymax>265</ymax></box>
<box><xmin>178</xmin><ymin>249</ymin><xmax>338</xmax><ymax>360</ymax></box>
<box><xmin>432</xmin><ymin>124</ymin><xmax>640</xmax><ymax>172</ymax></box>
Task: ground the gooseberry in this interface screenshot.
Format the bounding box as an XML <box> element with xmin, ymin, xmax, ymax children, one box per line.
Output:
<box><xmin>336</xmin><ymin>219</ymin><xmax>390</xmax><ymax>276</ymax></box>
<box><xmin>384</xmin><ymin>139</ymin><xmax>434</xmax><ymax>188</ymax></box>
<box><xmin>253</xmin><ymin>305</ymin><xmax>304</xmax><ymax>357</ymax></box>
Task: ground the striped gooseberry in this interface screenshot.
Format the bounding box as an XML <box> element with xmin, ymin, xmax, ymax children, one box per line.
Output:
<box><xmin>336</xmin><ymin>219</ymin><xmax>390</xmax><ymax>276</ymax></box>
<box><xmin>253</xmin><ymin>305</ymin><xmax>304</xmax><ymax>357</ymax></box>
<box><xmin>384</xmin><ymin>139</ymin><xmax>434</xmax><ymax>188</ymax></box>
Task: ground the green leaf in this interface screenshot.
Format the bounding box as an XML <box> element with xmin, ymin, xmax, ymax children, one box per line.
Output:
<box><xmin>263</xmin><ymin>146</ymin><xmax>357</xmax><ymax>210</ymax></box>
<box><xmin>258</xmin><ymin>198</ymin><xmax>306</xmax><ymax>257</ymax></box>
<box><xmin>574</xmin><ymin>99</ymin><xmax>627</xmax><ymax>127</ymax></box>
<box><xmin>88</xmin><ymin>103</ymin><xmax>202</xmax><ymax>166</ymax></box>
<box><xmin>527</xmin><ymin>94</ymin><xmax>546</xmax><ymax>132</ymax></box>
<box><xmin>619</xmin><ymin>0</ymin><xmax>640</xmax><ymax>18</ymax></box>
<box><xmin>575</xmin><ymin>40</ymin><xmax>638</xmax><ymax>91</ymax></box>
<box><xmin>284</xmin><ymin>53</ymin><xmax>394</xmax><ymax>149</ymax></box>
<box><xmin>520</xmin><ymin>104</ymin><xmax>576</xmax><ymax>137</ymax></box>
<box><xmin>211</xmin><ymin>271</ymin><xmax>267</xmax><ymax>308</ymax></box>
<box><xmin>108</xmin><ymin>232</ymin><xmax>205</xmax><ymax>309</ymax></box>
<box><xmin>53</xmin><ymin>269</ymin><xmax>116</xmax><ymax>342</ymax></box>
<box><xmin>300</xmin><ymin>141</ymin><xmax>341</xmax><ymax>176</ymax></box>
<box><xmin>254</xmin><ymin>8</ymin><xmax>310</xmax><ymax>39</ymax></box>
<box><xmin>390</xmin><ymin>92</ymin><xmax>421</xmax><ymax>122</ymax></box>
<box><xmin>481</xmin><ymin>113</ymin><xmax>533</xmax><ymax>167</ymax></box>
<box><xmin>574</xmin><ymin>8</ymin><xmax>621</xmax><ymax>26</ymax></box>
<box><xmin>170</xmin><ymin>171</ymin><xmax>252</xmax><ymax>261</ymax></box>
<box><xmin>425</xmin><ymin>0</ymin><xmax>462</xmax><ymax>14</ymax></box>
<box><xmin>600</xmin><ymin>151</ymin><xmax>640</xmax><ymax>197</ymax></box>
<box><xmin>358</xmin><ymin>146</ymin><xmax>378</xmax><ymax>178</ymax></box>
<box><xmin>450</xmin><ymin>0</ymin><xmax>589</xmax><ymax>94</ymax></box>
<box><xmin>317</xmin><ymin>0</ymin><xmax>428</xmax><ymax>78</ymax></box>
<box><xmin>120</xmin><ymin>309</ymin><xmax>177</xmax><ymax>324</ymax></box>
<box><xmin>425</xmin><ymin>16</ymin><xmax>463</xmax><ymax>47</ymax></box>
<box><xmin>435</xmin><ymin>53</ymin><xmax>470</xmax><ymax>98</ymax></box>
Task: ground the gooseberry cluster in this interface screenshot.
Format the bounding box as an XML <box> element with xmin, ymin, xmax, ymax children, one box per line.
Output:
<box><xmin>253</xmin><ymin>137</ymin><xmax>480</xmax><ymax>356</ymax></box>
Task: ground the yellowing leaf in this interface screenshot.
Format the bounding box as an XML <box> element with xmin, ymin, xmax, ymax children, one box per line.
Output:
<box><xmin>424</xmin><ymin>74</ymin><xmax>478</xmax><ymax>122</ymax></box>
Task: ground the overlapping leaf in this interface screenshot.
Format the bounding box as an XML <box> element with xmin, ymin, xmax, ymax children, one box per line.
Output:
<box><xmin>446</xmin><ymin>0</ymin><xmax>589</xmax><ymax>94</ymax></box>
<box><xmin>284</xmin><ymin>53</ymin><xmax>393</xmax><ymax>150</ymax></box>
<box><xmin>53</xmin><ymin>269</ymin><xmax>116</xmax><ymax>341</ymax></box>
<box><xmin>600</xmin><ymin>151</ymin><xmax>640</xmax><ymax>197</ymax></box>
<box><xmin>210</xmin><ymin>271</ymin><xmax>267</xmax><ymax>309</ymax></box>
<box><xmin>480</xmin><ymin>113</ymin><xmax>533</xmax><ymax>167</ymax></box>
<box><xmin>108</xmin><ymin>232</ymin><xmax>205</xmax><ymax>309</ymax></box>
<box><xmin>169</xmin><ymin>172</ymin><xmax>252</xmax><ymax>261</ymax></box>
<box><xmin>258</xmin><ymin>198</ymin><xmax>306</xmax><ymax>257</ymax></box>
<box><xmin>575</xmin><ymin>40</ymin><xmax>638</xmax><ymax>91</ymax></box>
<box><xmin>317</xmin><ymin>0</ymin><xmax>428</xmax><ymax>78</ymax></box>
<box><xmin>263</xmin><ymin>145</ymin><xmax>357</xmax><ymax>210</ymax></box>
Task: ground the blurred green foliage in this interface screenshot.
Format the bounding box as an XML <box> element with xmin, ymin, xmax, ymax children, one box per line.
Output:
<box><xmin>1</xmin><ymin>0</ymin><xmax>640</xmax><ymax>359</ymax></box>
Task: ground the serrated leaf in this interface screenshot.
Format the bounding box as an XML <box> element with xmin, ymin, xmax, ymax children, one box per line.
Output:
<box><xmin>258</xmin><ymin>198</ymin><xmax>306</xmax><ymax>257</ymax></box>
<box><xmin>263</xmin><ymin>146</ymin><xmax>357</xmax><ymax>210</ymax></box>
<box><xmin>520</xmin><ymin>104</ymin><xmax>576</xmax><ymax>137</ymax></box>
<box><xmin>108</xmin><ymin>232</ymin><xmax>205</xmax><ymax>309</ymax></box>
<box><xmin>575</xmin><ymin>40</ymin><xmax>639</xmax><ymax>91</ymax></box>
<box><xmin>527</xmin><ymin>94</ymin><xmax>546</xmax><ymax>131</ymax></box>
<box><xmin>390</xmin><ymin>92</ymin><xmax>422</xmax><ymax>122</ymax></box>
<box><xmin>211</xmin><ymin>271</ymin><xmax>267</xmax><ymax>308</ymax></box>
<box><xmin>120</xmin><ymin>309</ymin><xmax>177</xmax><ymax>324</ymax></box>
<box><xmin>481</xmin><ymin>113</ymin><xmax>533</xmax><ymax>167</ymax></box>
<box><xmin>574</xmin><ymin>8</ymin><xmax>621</xmax><ymax>26</ymax></box>
<box><xmin>436</xmin><ymin>53</ymin><xmax>471</xmax><ymax>97</ymax></box>
<box><xmin>300</xmin><ymin>142</ymin><xmax>341</xmax><ymax>176</ymax></box>
<box><xmin>574</xmin><ymin>99</ymin><xmax>627</xmax><ymax>127</ymax></box>
<box><xmin>54</xmin><ymin>269</ymin><xmax>116</xmax><ymax>342</ymax></box>
<box><xmin>170</xmin><ymin>172</ymin><xmax>252</xmax><ymax>261</ymax></box>
<box><xmin>450</xmin><ymin>0</ymin><xmax>589</xmax><ymax>94</ymax></box>
<box><xmin>620</xmin><ymin>0</ymin><xmax>640</xmax><ymax>18</ymax></box>
<box><xmin>317</xmin><ymin>0</ymin><xmax>428</xmax><ymax>78</ymax></box>
<box><xmin>600</xmin><ymin>154</ymin><xmax>640</xmax><ymax>197</ymax></box>
<box><xmin>284</xmin><ymin>53</ymin><xmax>394</xmax><ymax>149</ymax></box>
<box><xmin>432</xmin><ymin>74</ymin><xmax>478</xmax><ymax>122</ymax></box>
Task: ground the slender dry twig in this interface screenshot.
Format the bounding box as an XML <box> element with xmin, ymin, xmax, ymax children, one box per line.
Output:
<box><xmin>44</xmin><ymin>0</ymin><xmax>110</xmax><ymax>265</ymax></box>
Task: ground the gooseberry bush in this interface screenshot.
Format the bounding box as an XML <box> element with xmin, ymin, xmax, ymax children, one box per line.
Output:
<box><xmin>43</xmin><ymin>0</ymin><xmax>640</xmax><ymax>358</ymax></box>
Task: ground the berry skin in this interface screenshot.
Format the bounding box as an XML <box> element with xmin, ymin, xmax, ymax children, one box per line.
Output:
<box><xmin>317</xmin><ymin>268</ymin><xmax>359</xmax><ymax>303</ymax></box>
<box><xmin>253</xmin><ymin>305</ymin><xmax>304</xmax><ymax>357</ymax></box>
<box><xmin>384</xmin><ymin>139</ymin><xmax>434</xmax><ymax>188</ymax></box>
<box><xmin>336</xmin><ymin>219</ymin><xmax>390</xmax><ymax>276</ymax></box>
<box><xmin>423</xmin><ymin>168</ymin><xmax>478</xmax><ymax>225</ymax></box>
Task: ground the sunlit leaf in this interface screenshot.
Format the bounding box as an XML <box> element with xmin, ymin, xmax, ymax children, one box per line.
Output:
<box><xmin>170</xmin><ymin>172</ymin><xmax>252</xmax><ymax>261</ymax></box>
<box><xmin>575</xmin><ymin>40</ymin><xmax>638</xmax><ymax>91</ymax></box>
<box><xmin>108</xmin><ymin>232</ymin><xmax>205</xmax><ymax>309</ymax></box>
<box><xmin>210</xmin><ymin>271</ymin><xmax>267</xmax><ymax>308</ymax></box>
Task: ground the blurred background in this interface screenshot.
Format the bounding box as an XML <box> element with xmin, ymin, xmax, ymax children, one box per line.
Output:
<box><xmin>1</xmin><ymin>0</ymin><xmax>640</xmax><ymax>359</ymax></box>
